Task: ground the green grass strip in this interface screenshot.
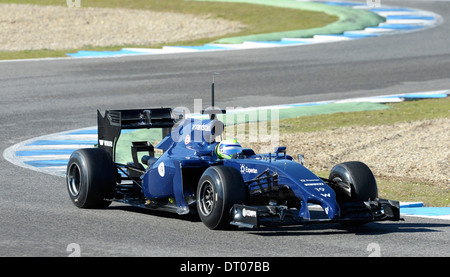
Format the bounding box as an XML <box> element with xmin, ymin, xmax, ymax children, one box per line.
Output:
<box><xmin>195</xmin><ymin>0</ymin><xmax>385</xmax><ymax>43</ymax></box>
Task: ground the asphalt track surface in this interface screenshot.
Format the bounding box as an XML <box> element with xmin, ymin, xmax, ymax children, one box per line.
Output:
<box><xmin>1</xmin><ymin>0</ymin><xmax>449</xmax><ymax>257</ymax></box>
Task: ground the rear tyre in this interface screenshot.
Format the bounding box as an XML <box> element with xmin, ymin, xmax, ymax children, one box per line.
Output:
<box><xmin>66</xmin><ymin>148</ymin><xmax>116</xmax><ymax>208</ymax></box>
<box><xmin>197</xmin><ymin>166</ymin><xmax>247</xmax><ymax>230</ymax></box>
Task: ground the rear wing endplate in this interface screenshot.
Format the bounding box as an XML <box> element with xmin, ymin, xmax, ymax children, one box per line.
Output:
<box><xmin>97</xmin><ymin>108</ymin><xmax>175</xmax><ymax>161</ymax></box>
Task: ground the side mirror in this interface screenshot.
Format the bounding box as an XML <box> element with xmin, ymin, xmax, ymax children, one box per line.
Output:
<box><xmin>298</xmin><ymin>154</ymin><xmax>304</xmax><ymax>165</ymax></box>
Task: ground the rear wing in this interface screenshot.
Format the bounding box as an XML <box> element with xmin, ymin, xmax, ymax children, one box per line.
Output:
<box><xmin>97</xmin><ymin>108</ymin><xmax>175</xmax><ymax>161</ymax></box>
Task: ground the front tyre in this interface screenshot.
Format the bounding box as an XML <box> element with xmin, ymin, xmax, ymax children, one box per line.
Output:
<box><xmin>66</xmin><ymin>148</ymin><xmax>116</xmax><ymax>208</ymax></box>
<box><xmin>197</xmin><ymin>166</ymin><xmax>247</xmax><ymax>230</ymax></box>
<box><xmin>329</xmin><ymin>161</ymin><xmax>378</xmax><ymax>226</ymax></box>
<box><xmin>329</xmin><ymin>161</ymin><xmax>378</xmax><ymax>202</ymax></box>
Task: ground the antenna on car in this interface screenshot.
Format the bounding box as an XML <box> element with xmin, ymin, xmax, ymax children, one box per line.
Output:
<box><xmin>211</xmin><ymin>72</ymin><xmax>219</xmax><ymax>108</ymax></box>
<box><xmin>203</xmin><ymin>72</ymin><xmax>225</xmax><ymax>120</ymax></box>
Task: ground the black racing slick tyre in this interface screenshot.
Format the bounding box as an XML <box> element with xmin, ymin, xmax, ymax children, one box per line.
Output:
<box><xmin>197</xmin><ymin>166</ymin><xmax>247</xmax><ymax>230</ymax></box>
<box><xmin>329</xmin><ymin>161</ymin><xmax>378</xmax><ymax>202</ymax></box>
<box><xmin>66</xmin><ymin>148</ymin><xmax>116</xmax><ymax>208</ymax></box>
<box><xmin>329</xmin><ymin>161</ymin><xmax>378</xmax><ymax>226</ymax></box>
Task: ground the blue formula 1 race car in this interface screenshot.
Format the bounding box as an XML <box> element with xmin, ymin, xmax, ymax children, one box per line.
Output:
<box><xmin>66</xmin><ymin>88</ymin><xmax>401</xmax><ymax>230</ymax></box>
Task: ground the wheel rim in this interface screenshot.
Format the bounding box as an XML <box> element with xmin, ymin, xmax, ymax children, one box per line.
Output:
<box><xmin>67</xmin><ymin>163</ymin><xmax>81</xmax><ymax>197</ymax></box>
<box><xmin>199</xmin><ymin>181</ymin><xmax>215</xmax><ymax>216</ymax></box>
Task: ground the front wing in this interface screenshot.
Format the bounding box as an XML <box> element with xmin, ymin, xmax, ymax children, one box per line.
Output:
<box><xmin>230</xmin><ymin>198</ymin><xmax>402</xmax><ymax>228</ymax></box>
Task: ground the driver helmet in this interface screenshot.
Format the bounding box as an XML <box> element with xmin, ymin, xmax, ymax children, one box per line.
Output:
<box><xmin>215</xmin><ymin>139</ymin><xmax>242</xmax><ymax>159</ymax></box>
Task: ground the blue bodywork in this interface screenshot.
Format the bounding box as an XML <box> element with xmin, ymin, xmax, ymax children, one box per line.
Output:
<box><xmin>140</xmin><ymin>116</ymin><xmax>340</xmax><ymax>221</ymax></box>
